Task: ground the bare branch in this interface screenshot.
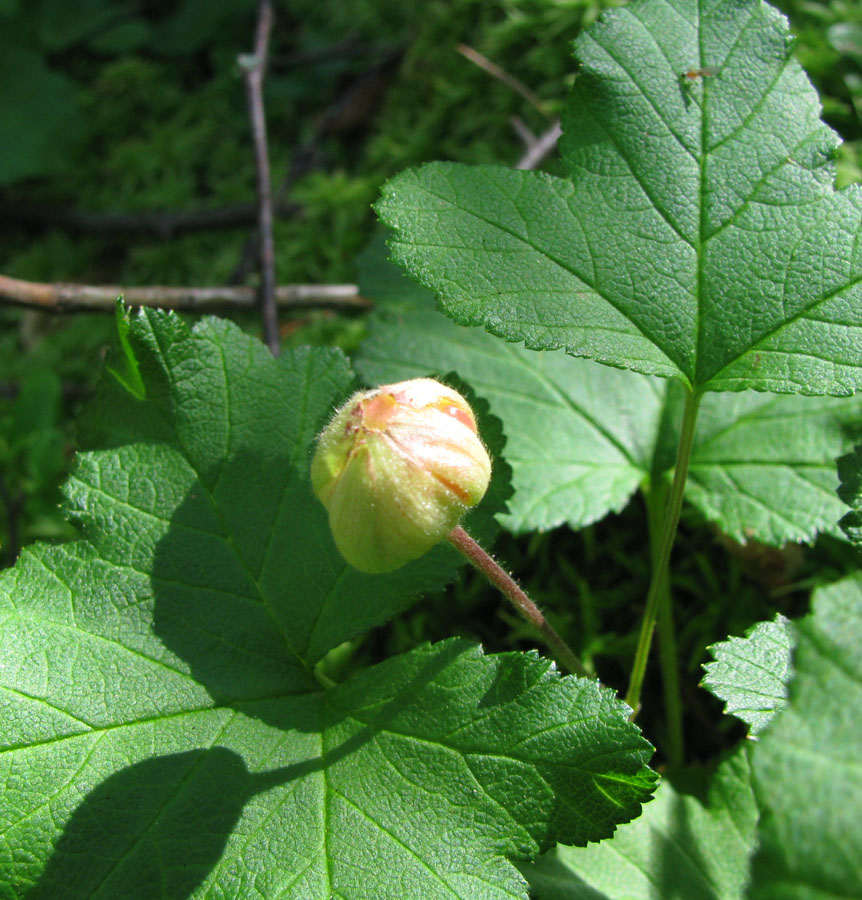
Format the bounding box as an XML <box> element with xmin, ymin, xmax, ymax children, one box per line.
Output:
<box><xmin>456</xmin><ymin>43</ymin><xmax>553</xmax><ymax>119</ymax></box>
<box><xmin>0</xmin><ymin>274</ymin><xmax>368</xmax><ymax>313</ymax></box>
<box><xmin>510</xmin><ymin>116</ymin><xmax>537</xmax><ymax>148</ymax></box>
<box><xmin>240</xmin><ymin>0</ymin><xmax>279</xmax><ymax>354</ymax></box>
<box><xmin>230</xmin><ymin>45</ymin><xmax>404</xmax><ymax>285</ymax></box>
<box><xmin>515</xmin><ymin>120</ymin><xmax>562</xmax><ymax>170</ymax></box>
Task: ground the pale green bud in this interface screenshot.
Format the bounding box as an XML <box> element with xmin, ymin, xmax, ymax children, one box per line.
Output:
<box><xmin>311</xmin><ymin>378</ymin><xmax>492</xmax><ymax>573</ymax></box>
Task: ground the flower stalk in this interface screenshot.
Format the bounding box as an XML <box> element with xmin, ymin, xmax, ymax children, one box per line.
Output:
<box><xmin>448</xmin><ymin>526</ymin><xmax>588</xmax><ymax>678</ymax></box>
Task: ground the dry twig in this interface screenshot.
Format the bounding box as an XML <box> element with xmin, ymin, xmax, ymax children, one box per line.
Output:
<box><xmin>230</xmin><ymin>45</ymin><xmax>404</xmax><ymax>285</ymax></box>
<box><xmin>456</xmin><ymin>43</ymin><xmax>553</xmax><ymax>119</ymax></box>
<box><xmin>510</xmin><ymin>116</ymin><xmax>537</xmax><ymax>148</ymax></box>
<box><xmin>0</xmin><ymin>274</ymin><xmax>367</xmax><ymax>313</ymax></box>
<box><xmin>515</xmin><ymin>120</ymin><xmax>562</xmax><ymax>170</ymax></box>
<box><xmin>240</xmin><ymin>0</ymin><xmax>279</xmax><ymax>354</ymax></box>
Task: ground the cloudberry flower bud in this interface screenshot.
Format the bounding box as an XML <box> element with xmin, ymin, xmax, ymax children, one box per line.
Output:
<box><xmin>311</xmin><ymin>378</ymin><xmax>492</xmax><ymax>573</ymax></box>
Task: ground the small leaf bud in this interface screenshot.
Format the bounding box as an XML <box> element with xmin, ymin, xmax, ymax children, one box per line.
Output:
<box><xmin>311</xmin><ymin>378</ymin><xmax>492</xmax><ymax>573</ymax></box>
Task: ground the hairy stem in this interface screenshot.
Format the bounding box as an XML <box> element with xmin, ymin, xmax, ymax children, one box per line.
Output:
<box><xmin>626</xmin><ymin>388</ymin><xmax>701</xmax><ymax>716</ymax></box>
<box><xmin>448</xmin><ymin>526</ymin><xmax>588</xmax><ymax>677</ymax></box>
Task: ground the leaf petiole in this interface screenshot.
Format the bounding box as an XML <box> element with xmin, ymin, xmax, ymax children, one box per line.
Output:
<box><xmin>626</xmin><ymin>388</ymin><xmax>702</xmax><ymax>716</ymax></box>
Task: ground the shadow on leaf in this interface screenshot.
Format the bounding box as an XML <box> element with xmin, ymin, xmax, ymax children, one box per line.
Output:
<box><xmin>654</xmin><ymin>775</ymin><xmax>717</xmax><ymax>900</ymax></box>
<box><xmin>27</xmin><ymin>643</ymin><xmax>485</xmax><ymax>899</ymax></box>
<box><xmin>28</xmin><ymin>748</ymin><xmax>257</xmax><ymax>900</ymax></box>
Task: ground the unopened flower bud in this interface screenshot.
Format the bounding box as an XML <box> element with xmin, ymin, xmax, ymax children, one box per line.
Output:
<box><xmin>311</xmin><ymin>378</ymin><xmax>492</xmax><ymax>573</ymax></box>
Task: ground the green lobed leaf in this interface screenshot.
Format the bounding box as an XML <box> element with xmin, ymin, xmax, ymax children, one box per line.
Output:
<box><xmin>701</xmin><ymin>615</ymin><xmax>795</xmax><ymax>735</ymax></box>
<box><xmin>356</xmin><ymin>241</ymin><xmax>862</xmax><ymax>544</ymax></box>
<box><xmin>524</xmin><ymin>745</ymin><xmax>758</xmax><ymax>900</ymax></box>
<box><xmin>376</xmin><ymin>0</ymin><xmax>862</xmax><ymax>396</ymax></box>
<box><xmin>0</xmin><ymin>310</ymin><xmax>656</xmax><ymax>899</ymax></box>
<box><xmin>684</xmin><ymin>390</ymin><xmax>862</xmax><ymax>545</ymax></box>
<box><xmin>748</xmin><ymin>573</ymin><xmax>862</xmax><ymax>899</ymax></box>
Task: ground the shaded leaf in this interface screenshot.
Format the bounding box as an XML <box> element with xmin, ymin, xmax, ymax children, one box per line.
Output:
<box><xmin>748</xmin><ymin>573</ymin><xmax>862</xmax><ymax>899</ymax></box>
<box><xmin>0</xmin><ymin>48</ymin><xmax>82</xmax><ymax>184</ymax></box>
<box><xmin>524</xmin><ymin>746</ymin><xmax>757</xmax><ymax>900</ymax></box>
<box><xmin>36</xmin><ymin>0</ymin><xmax>134</xmax><ymax>50</ymax></box>
<box><xmin>685</xmin><ymin>392</ymin><xmax>862</xmax><ymax>545</ymax></box>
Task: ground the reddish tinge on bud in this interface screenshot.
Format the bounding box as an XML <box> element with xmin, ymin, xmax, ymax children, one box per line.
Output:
<box><xmin>311</xmin><ymin>378</ymin><xmax>492</xmax><ymax>573</ymax></box>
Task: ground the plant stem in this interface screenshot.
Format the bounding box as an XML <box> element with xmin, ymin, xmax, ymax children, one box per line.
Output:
<box><xmin>448</xmin><ymin>526</ymin><xmax>588</xmax><ymax>677</ymax></box>
<box><xmin>656</xmin><ymin>583</ymin><xmax>684</xmax><ymax>765</ymax></box>
<box><xmin>313</xmin><ymin>666</ymin><xmax>337</xmax><ymax>690</ymax></box>
<box><xmin>626</xmin><ymin>388</ymin><xmax>702</xmax><ymax>716</ymax></box>
<box><xmin>644</xmin><ymin>480</ymin><xmax>684</xmax><ymax>766</ymax></box>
